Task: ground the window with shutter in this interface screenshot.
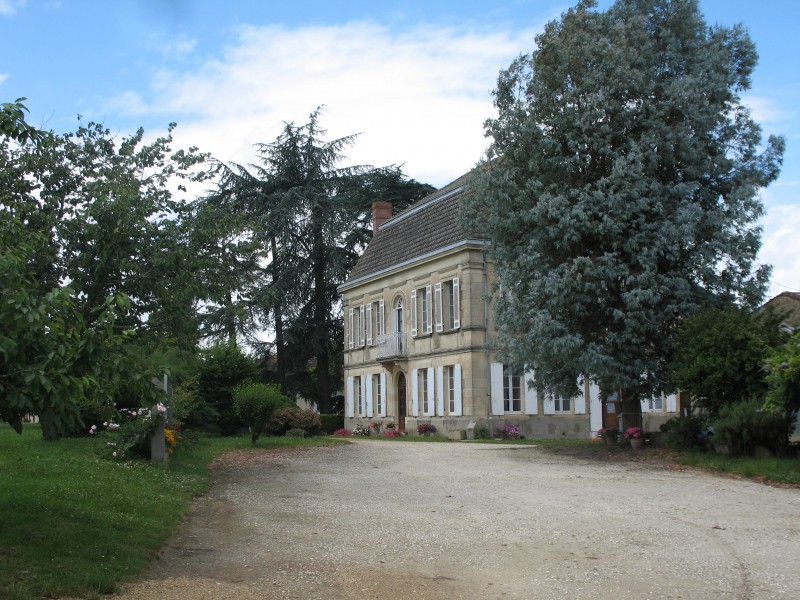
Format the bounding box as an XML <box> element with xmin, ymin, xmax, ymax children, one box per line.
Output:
<box><xmin>424</xmin><ymin>285</ymin><xmax>432</xmax><ymax>334</ymax></box>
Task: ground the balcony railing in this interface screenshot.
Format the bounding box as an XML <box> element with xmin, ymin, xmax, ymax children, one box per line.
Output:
<box><xmin>376</xmin><ymin>332</ymin><xmax>407</xmax><ymax>360</ymax></box>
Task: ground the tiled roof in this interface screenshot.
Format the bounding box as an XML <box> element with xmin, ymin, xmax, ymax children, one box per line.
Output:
<box><xmin>344</xmin><ymin>172</ymin><xmax>482</xmax><ymax>285</ymax></box>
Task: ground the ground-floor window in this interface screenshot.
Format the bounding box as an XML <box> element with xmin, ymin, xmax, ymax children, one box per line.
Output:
<box><xmin>374</xmin><ymin>374</ymin><xmax>383</xmax><ymax>416</ymax></box>
<box><xmin>503</xmin><ymin>366</ymin><xmax>522</xmax><ymax>413</ymax></box>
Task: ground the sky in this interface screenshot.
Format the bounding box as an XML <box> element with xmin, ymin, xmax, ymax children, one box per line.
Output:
<box><xmin>2</xmin><ymin>0</ymin><xmax>798</xmax><ymax>299</ymax></box>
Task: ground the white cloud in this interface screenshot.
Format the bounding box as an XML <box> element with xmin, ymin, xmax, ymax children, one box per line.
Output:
<box><xmin>743</xmin><ymin>94</ymin><xmax>794</xmax><ymax>125</ymax></box>
<box><xmin>0</xmin><ymin>73</ymin><xmax>8</xmax><ymax>84</ymax></box>
<box><xmin>759</xmin><ymin>204</ymin><xmax>800</xmax><ymax>297</ymax></box>
<box><xmin>105</xmin><ymin>20</ymin><xmax>537</xmax><ymax>187</ymax></box>
<box><xmin>161</xmin><ymin>35</ymin><xmax>198</xmax><ymax>59</ymax></box>
<box><xmin>0</xmin><ymin>0</ymin><xmax>25</xmax><ymax>16</ymax></box>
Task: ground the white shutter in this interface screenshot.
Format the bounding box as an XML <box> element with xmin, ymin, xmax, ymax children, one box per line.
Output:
<box><xmin>434</xmin><ymin>282</ymin><xmax>443</xmax><ymax>332</ymax></box>
<box><xmin>410</xmin><ymin>289</ymin><xmax>418</xmax><ymax>337</ymax></box>
<box><xmin>378</xmin><ymin>298</ymin><xmax>385</xmax><ymax>336</ymax></box>
<box><xmin>524</xmin><ymin>371</ymin><xmax>538</xmax><ymax>415</ymax></box>
<box><xmin>345</xmin><ymin>376</ymin><xmax>355</xmax><ymax>417</ymax></box>
<box><xmin>411</xmin><ymin>368</ymin><xmax>419</xmax><ymax>416</ymax></box>
<box><xmin>490</xmin><ymin>362</ymin><xmax>504</xmax><ymax>415</ymax></box>
<box><xmin>452</xmin><ymin>278</ymin><xmax>460</xmax><ymax>329</ymax></box>
<box><xmin>452</xmin><ymin>364</ymin><xmax>463</xmax><ymax>416</ymax></box>
<box><xmin>543</xmin><ymin>393</ymin><xmax>556</xmax><ymax>415</ymax></box>
<box><xmin>436</xmin><ymin>366</ymin><xmax>444</xmax><ymax>416</ymax></box>
<box><xmin>588</xmin><ymin>380</ymin><xmax>603</xmax><ymax>435</ymax></box>
<box><xmin>666</xmin><ymin>392</ymin><xmax>677</xmax><ymax>413</ymax></box>
<box><xmin>380</xmin><ymin>372</ymin><xmax>387</xmax><ymax>416</ymax></box>
<box><xmin>348</xmin><ymin>308</ymin><xmax>354</xmax><ymax>349</ymax></box>
<box><xmin>366</xmin><ymin>374</ymin><xmax>373</xmax><ymax>417</ymax></box>
<box><xmin>574</xmin><ymin>376</ymin><xmax>587</xmax><ymax>414</ymax></box>
<box><xmin>366</xmin><ymin>303</ymin><xmax>373</xmax><ymax>346</ymax></box>
<box><xmin>425</xmin><ymin>367</ymin><xmax>435</xmax><ymax>416</ymax></box>
<box><xmin>425</xmin><ymin>285</ymin><xmax>432</xmax><ymax>334</ymax></box>
<box><xmin>358</xmin><ymin>305</ymin><xmax>365</xmax><ymax>347</ymax></box>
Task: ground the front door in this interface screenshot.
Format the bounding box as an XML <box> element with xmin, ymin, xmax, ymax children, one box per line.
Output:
<box><xmin>397</xmin><ymin>372</ymin><xmax>407</xmax><ymax>432</ymax></box>
<box><xmin>603</xmin><ymin>393</ymin><xmax>620</xmax><ymax>431</ymax></box>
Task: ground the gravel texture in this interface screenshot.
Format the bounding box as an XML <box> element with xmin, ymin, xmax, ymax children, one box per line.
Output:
<box><xmin>112</xmin><ymin>440</ymin><xmax>800</xmax><ymax>599</ymax></box>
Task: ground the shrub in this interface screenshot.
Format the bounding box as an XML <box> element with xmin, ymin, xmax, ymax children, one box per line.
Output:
<box><xmin>333</xmin><ymin>428</ymin><xmax>350</xmax><ymax>436</ymax></box>
<box><xmin>232</xmin><ymin>383</ymin><xmax>294</xmax><ymax>443</ymax></box>
<box><xmin>352</xmin><ymin>424</ymin><xmax>370</xmax><ymax>436</ymax></box>
<box><xmin>320</xmin><ymin>413</ymin><xmax>345</xmax><ymax>434</ymax></box>
<box><xmin>496</xmin><ymin>424</ymin><xmax>520</xmax><ymax>440</ymax></box>
<box><xmin>198</xmin><ymin>343</ymin><xmax>260</xmax><ymax>435</ymax></box>
<box><xmin>268</xmin><ymin>407</ymin><xmax>322</xmax><ymax>437</ymax></box>
<box><xmin>475</xmin><ymin>426</ymin><xmax>491</xmax><ymax>440</ymax></box>
<box><xmin>661</xmin><ymin>415</ymin><xmax>709</xmax><ymax>451</ymax></box>
<box><xmin>171</xmin><ymin>375</ymin><xmax>220</xmax><ymax>433</ymax></box>
<box><xmin>384</xmin><ymin>429</ymin><xmax>401</xmax><ymax>437</ymax></box>
<box><xmin>285</xmin><ymin>428</ymin><xmax>306</xmax><ymax>438</ymax></box>
<box><xmin>713</xmin><ymin>400</ymin><xmax>794</xmax><ymax>457</ymax></box>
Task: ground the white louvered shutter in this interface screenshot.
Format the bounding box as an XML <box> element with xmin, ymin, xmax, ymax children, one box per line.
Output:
<box><xmin>366</xmin><ymin>375</ymin><xmax>373</xmax><ymax>417</ymax></box>
<box><xmin>452</xmin><ymin>278</ymin><xmax>460</xmax><ymax>329</ymax></box>
<box><xmin>524</xmin><ymin>371</ymin><xmax>538</xmax><ymax>415</ymax></box>
<box><xmin>358</xmin><ymin>305</ymin><xmax>365</xmax><ymax>347</ymax></box>
<box><xmin>378</xmin><ymin>299</ymin><xmax>385</xmax><ymax>336</ymax></box>
<box><xmin>380</xmin><ymin>372</ymin><xmax>387</xmax><ymax>416</ymax></box>
<box><xmin>543</xmin><ymin>393</ymin><xmax>556</xmax><ymax>415</ymax></box>
<box><xmin>425</xmin><ymin>285</ymin><xmax>432</xmax><ymax>334</ymax></box>
<box><xmin>410</xmin><ymin>289</ymin><xmax>417</xmax><ymax>337</ymax></box>
<box><xmin>345</xmin><ymin>376</ymin><xmax>354</xmax><ymax>417</ymax></box>
<box><xmin>434</xmin><ymin>282</ymin><xmax>443</xmax><ymax>332</ymax></box>
<box><xmin>348</xmin><ymin>308</ymin><xmax>354</xmax><ymax>349</ymax></box>
<box><xmin>366</xmin><ymin>303</ymin><xmax>373</xmax><ymax>346</ymax></box>
<box><xmin>490</xmin><ymin>362</ymin><xmax>504</xmax><ymax>415</ymax></box>
<box><xmin>411</xmin><ymin>368</ymin><xmax>419</xmax><ymax>416</ymax></box>
<box><xmin>666</xmin><ymin>393</ymin><xmax>677</xmax><ymax>413</ymax></box>
<box><xmin>574</xmin><ymin>376</ymin><xmax>587</xmax><ymax>414</ymax></box>
<box><xmin>452</xmin><ymin>364</ymin><xmax>463</xmax><ymax>416</ymax></box>
<box><xmin>436</xmin><ymin>366</ymin><xmax>444</xmax><ymax>416</ymax></box>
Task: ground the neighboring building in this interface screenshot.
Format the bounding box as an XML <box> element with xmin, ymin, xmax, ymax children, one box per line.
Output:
<box><xmin>338</xmin><ymin>174</ymin><xmax>678</xmax><ymax>438</ymax></box>
<box><xmin>761</xmin><ymin>291</ymin><xmax>800</xmax><ymax>334</ymax></box>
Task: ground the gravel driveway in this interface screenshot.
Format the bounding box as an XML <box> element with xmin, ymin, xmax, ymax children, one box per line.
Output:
<box><xmin>113</xmin><ymin>440</ymin><xmax>800</xmax><ymax>599</ymax></box>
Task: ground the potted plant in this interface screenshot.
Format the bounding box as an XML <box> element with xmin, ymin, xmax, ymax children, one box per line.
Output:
<box><xmin>417</xmin><ymin>423</ymin><xmax>437</xmax><ymax>436</ymax></box>
<box><xmin>624</xmin><ymin>426</ymin><xmax>644</xmax><ymax>449</ymax></box>
<box><xmin>496</xmin><ymin>423</ymin><xmax>521</xmax><ymax>440</ymax></box>
<box><xmin>597</xmin><ymin>427</ymin><xmax>619</xmax><ymax>448</ymax></box>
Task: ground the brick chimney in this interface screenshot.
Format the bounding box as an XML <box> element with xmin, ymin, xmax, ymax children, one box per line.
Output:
<box><xmin>371</xmin><ymin>201</ymin><xmax>392</xmax><ymax>235</ymax></box>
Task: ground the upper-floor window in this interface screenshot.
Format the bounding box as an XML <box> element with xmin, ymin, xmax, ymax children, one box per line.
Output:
<box><xmin>435</xmin><ymin>278</ymin><xmax>460</xmax><ymax>332</ymax></box>
<box><xmin>411</xmin><ymin>285</ymin><xmax>432</xmax><ymax>337</ymax></box>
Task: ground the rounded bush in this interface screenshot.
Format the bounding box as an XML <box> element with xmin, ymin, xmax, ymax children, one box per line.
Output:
<box><xmin>232</xmin><ymin>383</ymin><xmax>294</xmax><ymax>443</ymax></box>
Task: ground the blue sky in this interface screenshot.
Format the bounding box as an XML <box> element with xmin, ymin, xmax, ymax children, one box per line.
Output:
<box><xmin>2</xmin><ymin>0</ymin><xmax>798</xmax><ymax>297</ymax></box>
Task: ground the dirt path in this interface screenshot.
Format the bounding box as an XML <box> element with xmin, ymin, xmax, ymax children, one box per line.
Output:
<box><xmin>113</xmin><ymin>441</ymin><xmax>800</xmax><ymax>599</ymax></box>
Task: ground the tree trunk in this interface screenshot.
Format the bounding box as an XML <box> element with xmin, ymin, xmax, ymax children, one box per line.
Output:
<box><xmin>311</xmin><ymin>219</ymin><xmax>331</xmax><ymax>412</ymax></box>
<box><xmin>270</xmin><ymin>235</ymin><xmax>286</xmax><ymax>381</ymax></box>
<box><xmin>39</xmin><ymin>411</ymin><xmax>59</xmax><ymax>441</ymax></box>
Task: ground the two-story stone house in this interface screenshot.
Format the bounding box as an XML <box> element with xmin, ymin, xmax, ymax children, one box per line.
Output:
<box><xmin>339</xmin><ymin>173</ymin><xmax>678</xmax><ymax>438</ymax></box>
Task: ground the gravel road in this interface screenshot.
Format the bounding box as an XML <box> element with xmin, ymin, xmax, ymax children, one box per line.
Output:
<box><xmin>113</xmin><ymin>440</ymin><xmax>800</xmax><ymax>600</ymax></box>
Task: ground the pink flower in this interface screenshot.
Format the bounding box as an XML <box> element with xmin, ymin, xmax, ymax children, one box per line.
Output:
<box><xmin>89</xmin><ymin>425</ymin><xmax>97</xmax><ymax>434</ymax></box>
<box><xmin>156</xmin><ymin>403</ymin><xmax>167</xmax><ymax>414</ymax></box>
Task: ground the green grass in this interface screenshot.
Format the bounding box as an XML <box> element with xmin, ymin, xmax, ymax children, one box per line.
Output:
<box><xmin>0</xmin><ymin>425</ymin><xmax>346</xmax><ymax>600</ymax></box>
<box><xmin>674</xmin><ymin>452</ymin><xmax>800</xmax><ymax>485</ymax></box>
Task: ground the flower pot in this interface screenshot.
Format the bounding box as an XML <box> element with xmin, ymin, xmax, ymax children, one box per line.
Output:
<box><xmin>604</xmin><ymin>436</ymin><xmax>616</xmax><ymax>449</ymax></box>
<box><xmin>630</xmin><ymin>437</ymin><xmax>644</xmax><ymax>450</ymax></box>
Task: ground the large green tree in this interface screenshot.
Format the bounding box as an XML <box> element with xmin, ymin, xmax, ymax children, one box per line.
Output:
<box><xmin>205</xmin><ymin>109</ymin><xmax>433</xmax><ymax>410</ymax></box>
<box><xmin>467</xmin><ymin>0</ymin><xmax>784</xmax><ymax>420</ymax></box>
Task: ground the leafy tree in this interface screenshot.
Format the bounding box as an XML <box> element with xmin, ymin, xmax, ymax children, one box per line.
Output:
<box><xmin>196</xmin><ymin>343</ymin><xmax>260</xmax><ymax>435</ymax></box>
<box><xmin>232</xmin><ymin>383</ymin><xmax>294</xmax><ymax>443</ymax></box>
<box><xmin>206</xmin><ymin>108</ymin><xmax>433</xmax><ymax>410</ymax></box>
<box><xmin>765</xmin><ymin>331</ymin><xmax>800</xmax><ymax>416</ymax></box>
<box><xmin>669</xmin><ymin>306</ymin><xmax>777</xmax><ymax>416</ymax></box>
<box><xmin>466</xmin><ymin>0</ymin><xmax>784</xmax><ymax>420</ymax></box>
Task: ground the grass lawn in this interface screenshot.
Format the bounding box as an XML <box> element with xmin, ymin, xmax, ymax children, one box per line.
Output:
<box><xmin>0</xmin><ymin>425</ymin><xmax>345</xmax><ymax>600</ymax></box>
